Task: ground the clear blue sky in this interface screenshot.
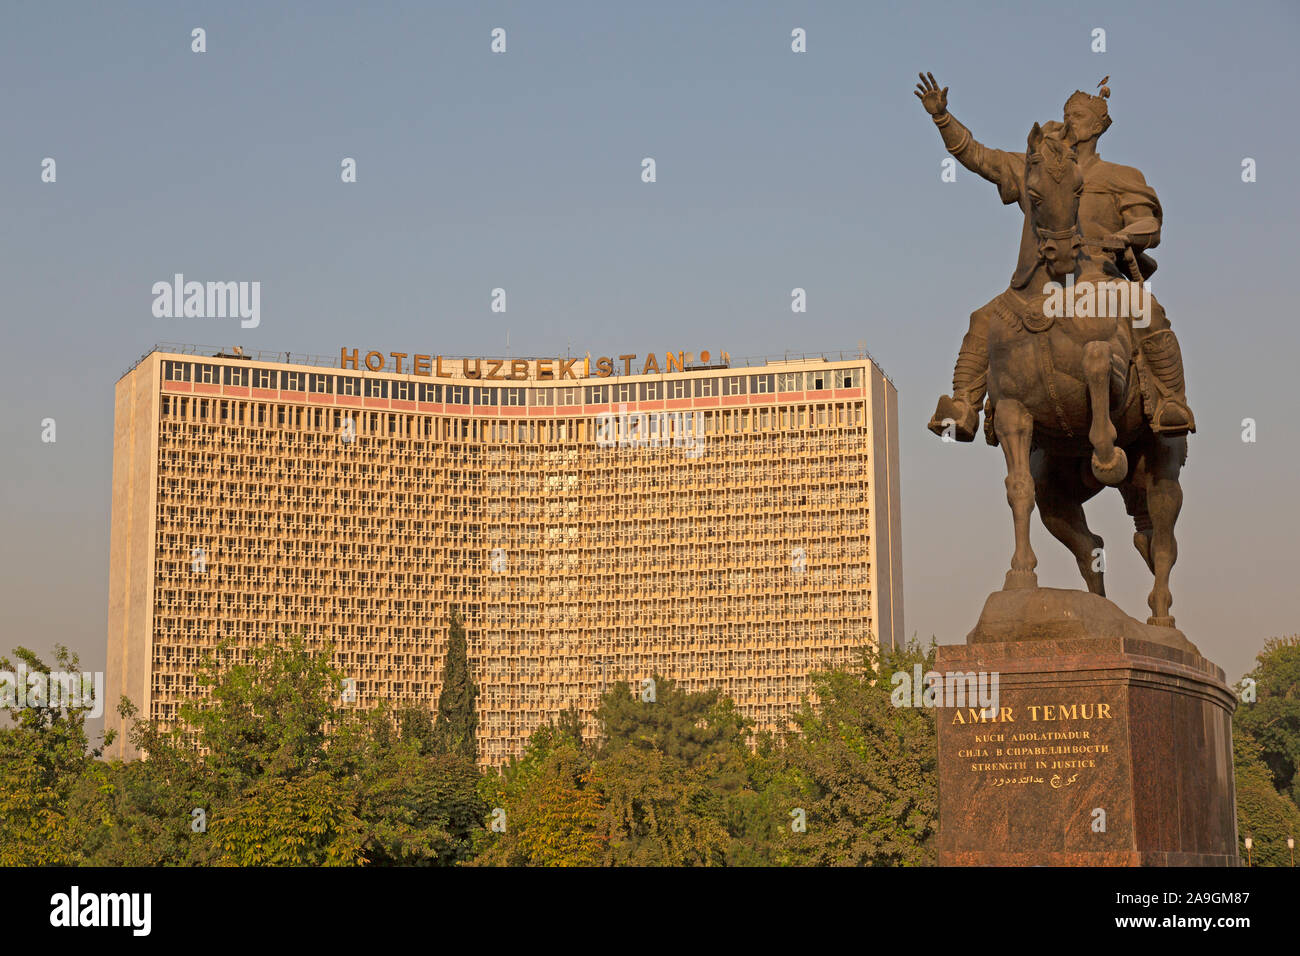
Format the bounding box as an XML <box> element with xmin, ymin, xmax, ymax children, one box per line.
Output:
<box><xmin>3</xmin><ymin>1</ymin><xmax>1297</xmax><ymax>740</ymax></box>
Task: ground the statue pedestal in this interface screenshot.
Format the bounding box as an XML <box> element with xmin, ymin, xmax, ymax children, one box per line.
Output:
<box><xmin>936</xmin><ymin>588</ymin><xmax>1239</xmax><ymax>866</ymax></box>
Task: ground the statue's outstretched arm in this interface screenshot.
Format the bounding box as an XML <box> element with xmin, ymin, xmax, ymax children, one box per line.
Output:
<box><xmin>915</xmin><ymin>72</ymin><xmax>1023</xmax><ymax>205</ymax></box>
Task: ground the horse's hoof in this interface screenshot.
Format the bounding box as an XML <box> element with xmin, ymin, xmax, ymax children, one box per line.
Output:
<box><xmin>1091</xmin><ymin>447</ymin><xmax>1128</xmax><ymax>486</ymax></box>
<box><xmin>1003</xmin><ymin>569</ymin><xmax>1038</xmax><ymax>590</ymax></box>
<box><xmin>1147</xmin><ymin>615</ymin><xmax>1176</xmax><ymax>628</ymax></box>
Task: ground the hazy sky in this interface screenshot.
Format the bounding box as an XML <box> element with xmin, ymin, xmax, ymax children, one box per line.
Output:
<box><xmin>3</xmin><ymin>1</ymin><xmax>1298</xmax><ymax>744</ymax></box>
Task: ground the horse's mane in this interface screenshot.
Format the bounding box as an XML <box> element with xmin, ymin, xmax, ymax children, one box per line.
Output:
<box><xmin>1031</xmin><ymin>132</ymin><xmax>1075</xmax><ymax>182</ymax></box>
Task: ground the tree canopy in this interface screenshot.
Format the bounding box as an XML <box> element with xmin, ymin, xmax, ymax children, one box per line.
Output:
<box><xmin>2</xmin><ymin>628</ymin><xmax>1294</xmax><ymax>866</ymax></box>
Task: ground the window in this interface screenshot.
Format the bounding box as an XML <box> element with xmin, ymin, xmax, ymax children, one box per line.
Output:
<box><xmin>750</xmin><ymin>373</ymin><xmax>774</xmax><ymax>394</ymax></box>
<box><xmin>777</xmin><ymin>372</ymin><xmax>800</xmax><ymax>392</ymax></box>
<box><xmin>448</xmin><ymin>385</ymin><xmax>468</xmax><ymax>404</ymax></box>
<box><xmin>164</xmin><ymin>361</ymin><xmax>193</xmax><ymax>382</ymax></box>
<box><xmin>584</xmin><ymin>385</ymin><xmax>609</xmax><ymax>404</ymax></box>
<box><xmin>805</xmin><ymin>371</ymin><xmax>827</xmax><ymax>391</ymax></box>
<box><xmin>557</xmin><ymin>387</ymin><xmax>580</xmax><ymax>406</ymax></box>
<box><xmin>366</xmin><ymin>379</ymin><xmax>389</xmax><ymax>399</ymax></box>
<box><xmin>693</xmin><ymin>378</ymin><xmax>715</xmax><ymax>398</ymax></box>
<box><xmin>283</xmin><ymin>372</ymin><xmax>304</xmax><ymax>391</ymax></box>
<box><xmin>528</xmin><ymin>388</ymin><xmax>553</xmax><ymax>406</ymax></box>
<box><xmin>503</xmin><ymin>387</ymin><xmax>524</xmax><ymax>406</ymax></box>
<box><xmin>253</xmin><ymin>368</ymin><xmax>277</xmax><ymax>389</ymax></box>
<box><xmin>418</xmin><ymin>383</ymin><xmax>442</xmax><ymax>402</ymax></box>
<box><xmin>615</xmin><ymin>383</ymin><xmax>634</xmax><ymax>402</ymax></box>
<box><xmin>721</xmin><ymin>376</ymin><xmax>746</xmax><ymax>396</ymax></box>
<box><xmin>196</xmin><ymin>364</ymin><xmax>218</xmax><ymax>385</ymax></box>
<box><xmin>640</xmin><ymin>382</ymin><xmax>662</xmax><ymax>401</ymax></box>
<box><xmin>837</xmin><ymin>368</ymin><xmax>863</xmax><ymax>389</ymax></box>
<box><xmin>393</xmin><ymin>381</ymin><xmax>414</xmax><ymax>401</ymax></box>
<box><xmin>338</xmin><ymin>376</ymin><xmax>360</xmax><ymax>396</ymax></box>
<box><xmin>474</xmin><ymin>387</ymin><xmax>498</xmax><ymax>406</ymax></box>
<box><xmin>669</xmin><ymin>379</ymin><xmax>688</xmax><ymax>399</ymax></box>
<box><xmin>223</xmin><ymin>366</ymin><xmax>248</xmax><ymax>386</ymax></box>
<box><xmin>310</xmin><ymin>373</ymin><xmax>333</xmax><ymax>394</ymax></box>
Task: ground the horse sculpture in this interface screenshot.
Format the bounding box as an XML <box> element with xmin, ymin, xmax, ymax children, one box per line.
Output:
<box><xmin>983</xmin><ymin>122</ymin><xmax>1187</xmax><ymax>627</ymax></box>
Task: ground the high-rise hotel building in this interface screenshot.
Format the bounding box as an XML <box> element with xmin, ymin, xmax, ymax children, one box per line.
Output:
<box><xmin>107</xmin><ymin>344</ymin><xmax>902</xmax><ymax>764</ymax></box>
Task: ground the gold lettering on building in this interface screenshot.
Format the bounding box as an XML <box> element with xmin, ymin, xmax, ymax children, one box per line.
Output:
<box><xmin>337</xmin><ymin>348</ymin><xmax>730</xmax><ymax>383</ymax></box>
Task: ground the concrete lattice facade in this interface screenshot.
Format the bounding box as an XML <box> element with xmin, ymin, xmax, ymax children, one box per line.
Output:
<box><xmin>106</xmin><ymin>346</ymin><xmax>903</xmax><ymax>765</ymax></box>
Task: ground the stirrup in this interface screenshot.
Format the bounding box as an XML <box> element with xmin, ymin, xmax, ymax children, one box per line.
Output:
<box><xmin>928</xmin><ymin>395</ymin><xmax>979</xmax><ymax>442</ymax></box>
<box><xmin>1149</xmin><ymin>396</ymin><xmax>1195</xmax><ymax>436</ymax></box>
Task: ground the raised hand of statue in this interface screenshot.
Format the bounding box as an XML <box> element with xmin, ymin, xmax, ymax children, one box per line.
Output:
<box><xmin>914</xmin><ymin>72</ymin><xmax>948</xmax><ymax>116</ymax></box>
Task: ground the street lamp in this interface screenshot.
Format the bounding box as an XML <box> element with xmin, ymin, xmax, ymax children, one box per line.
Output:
<box><xmin>1289</xmin><ymin>836</ymin><xmax>1295</xmax><ymax>867</ymax></box>
<box><xmin>1244</xmin><ymin>835</ymin><xmax>1253</xmax><ymax>867</ymax></box>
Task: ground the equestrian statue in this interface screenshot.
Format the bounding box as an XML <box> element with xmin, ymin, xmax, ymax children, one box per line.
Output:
<box><xmin>914</xmin><ymin>73</ymin><xmax>1191</xmax><ymax>627</ymax></box>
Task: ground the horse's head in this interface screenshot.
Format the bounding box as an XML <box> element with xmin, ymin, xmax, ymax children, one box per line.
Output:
<box><xmin>1025</xmin><ymin>121</ymin><xmax>1083</xmax><ymax>282</ymax></box>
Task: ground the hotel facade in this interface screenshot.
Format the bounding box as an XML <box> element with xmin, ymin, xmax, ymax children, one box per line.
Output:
<box><xmin>107</xmin><ymin>344</ymin><xmax>903</xmax><ymax>764</ymax></box>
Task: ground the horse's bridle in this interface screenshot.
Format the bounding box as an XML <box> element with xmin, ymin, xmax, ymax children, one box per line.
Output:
<box><xmin>1036</xmin><ymin>225</ymin><xmax>1079</xmax><ymax>241</ymax></box>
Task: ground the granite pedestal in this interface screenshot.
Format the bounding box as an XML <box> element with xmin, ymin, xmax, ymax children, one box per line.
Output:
<box><xmin>936</xmin><ymin>588</ymin><xmax>1239</xmax><ymax>866</ymax></box>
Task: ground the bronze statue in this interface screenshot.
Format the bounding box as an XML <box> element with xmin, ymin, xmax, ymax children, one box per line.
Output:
<box><xmin>915</xmin><ymin>73</ymin><xmax>1194</xmax><ymax>443</ymax></box>
<box><xmin>915</xmin><ymin>73</ymin><xmax>1189</xmax><ymax>626</ymax></box>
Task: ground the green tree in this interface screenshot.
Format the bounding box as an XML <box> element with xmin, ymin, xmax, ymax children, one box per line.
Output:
<box><xmin>778</xmin><ymin>640</ymin><xmax>938</xmax><ymax>866</ymax></box>
<box><xmin>177</xmin><ymin>631</ymin><xmax>342</xmax><ymax>800</ymax></box>
<box><xmin>396</xmin><ymin>702</ymin><xmax>438</xmax><ymax>754</ymax></box>
<box><xmin>474</xmin><ymin>725</ymin><xmax>605</xmax><ymax>866</ymax></box>
<box><xmin>722</xmin><ymin>730</ymin><xmax>808</xmax><ymax>866</ymax></box>
<box><xmin>433</xmin><ymin>608</ymin><xmax>479</xmax><ymax>762</ymax></box>
<box><xmin>69</xmin><ymin>701</ymin><xmax>212</xmax><ymax>866</ymax></box>
<box><xmin>209</xmin><ymin>772</ymin><xmax>367</xmax><ymax>866</ymax></box>
<box><xmin>587</xmin><ymin>676</ymin><xmax>750</xmax><ymax>865</ymax></box>
<box><xmin>354</xmin><ymin>739</ymin><xmax>486</xmax><ymax>865</ymax></box>
<box><xmin>590</xmin><ymin>746</ymin><xmax>730</xmax><ymax>866</ymax></box>
<box><xmin>1234</xmin><ymin>635</ymin><xmax>1300</xmax><ymax>805</ymax></box>
<box><xmin>551</xmin><ymin>705</ymin><xmax>586</xmax><ymax>749</ymax></box>
<box><xmin>0</xmin><ymin>645</ymin><xmax>111</xmax><ymax>866</ymax></box>
<box><xmin>1234</xmin><ymin>726</ymin><xmax>1300</xmax><ymax>866</ymax></box>
<box><xmin>597</xmin><ymin>673</ymin><xmax>750</xmax><ymax>788</ymax></box>
<box><xmin>91</xmin><ymin>632</ymin><xmax>371</xmax><ymax>866</ymax></box>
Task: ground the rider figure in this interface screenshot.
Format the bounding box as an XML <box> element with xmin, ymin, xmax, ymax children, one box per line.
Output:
<box><xmin>915</xmin><ymin>73</ymin><xmax>1195</xmax><ymax>442</ymax></box>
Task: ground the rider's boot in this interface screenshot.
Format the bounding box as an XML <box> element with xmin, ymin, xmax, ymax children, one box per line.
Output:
<box><xmin>928</xmin><ymin>346</ymin><xmax>986</xmax><ymax>442</ymax></box>
<box><xmin>1139</xmin><ymin>329</ymin><xmax>1195</xmax><ymax>435</ymax></box>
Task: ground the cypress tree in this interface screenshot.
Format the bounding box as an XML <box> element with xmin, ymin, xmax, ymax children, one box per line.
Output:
<box><xmin>433</xmin><ymin>607</ymin><xmax>479</xmax><ymax>762</ymax></box>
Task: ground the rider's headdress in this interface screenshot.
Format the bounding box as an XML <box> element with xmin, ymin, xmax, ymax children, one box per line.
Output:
<box><xmin>1065</xmin><ymin>77</ymin><xmax>1112</xmax><ymax>136</ymax></box>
